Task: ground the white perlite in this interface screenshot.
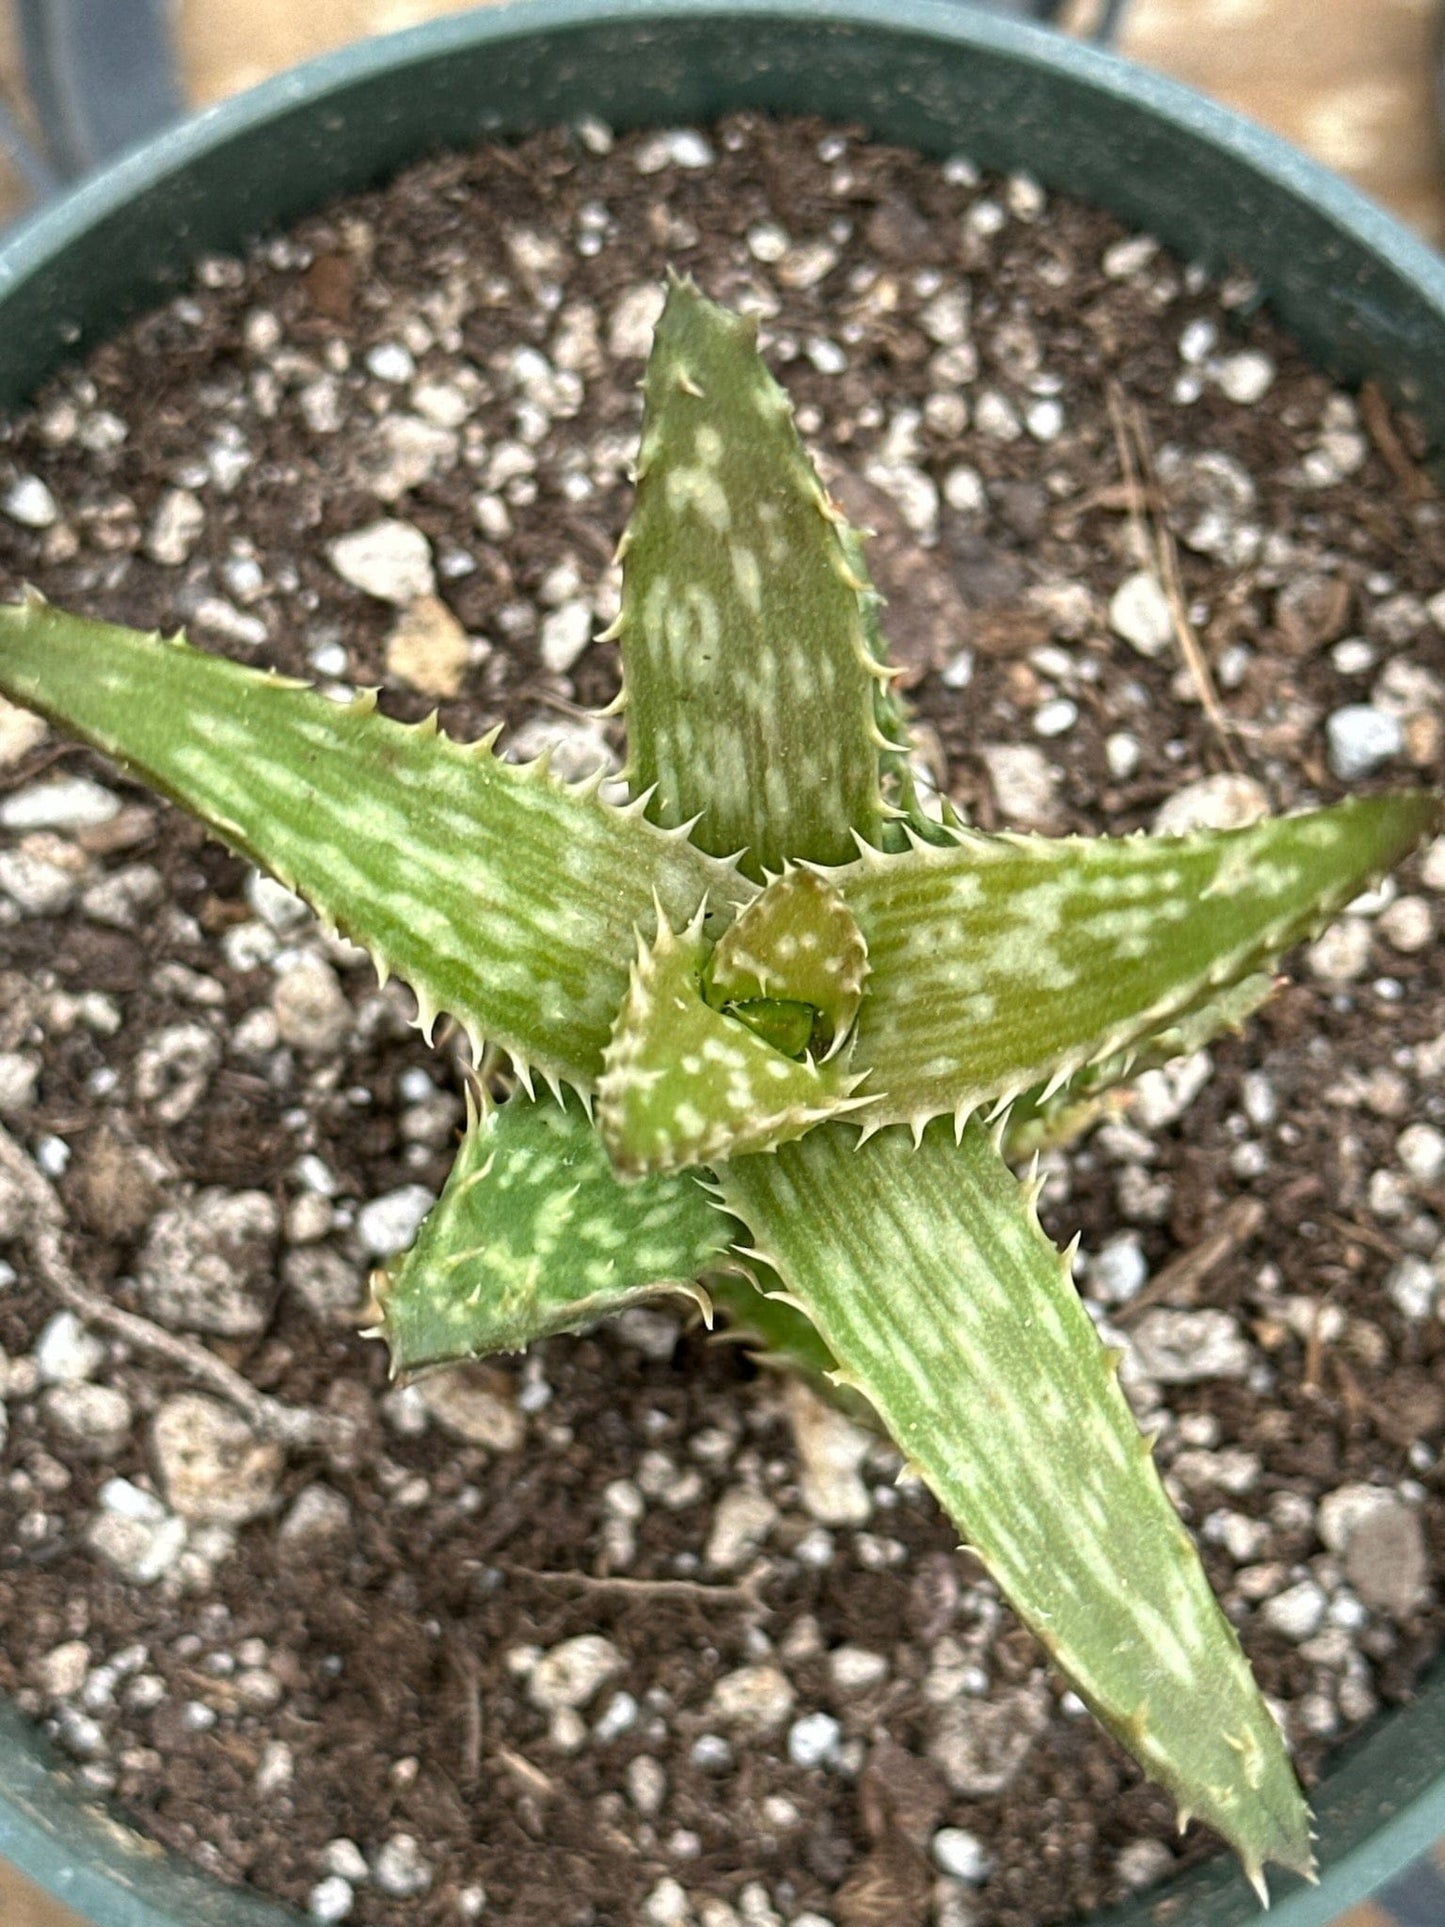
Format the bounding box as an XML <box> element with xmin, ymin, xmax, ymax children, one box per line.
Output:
<box><xmin>1326</xmin><ymin>705</ymin><xmax>1404</xmax><ymax>780</ymax></box>
<box><xmin>136</xmin><ymin>1189</ymin><xmax>279</xmax><ymax>1337</ymax></box>
<box><xmin>1151</xmin><ymin>773</ymin><xmax>1269</xmax><ymax>837</ymax></box>
<box><xmin>932</xmin><ymin>1827</ymin><xmax>991</xmax><ymax>1883</ymax></box>
<box><xmin>356</xmin><ymin>1184</ymin><xmax>435</xmax><ymax>1259</ymax></box>
<box><xmin>0</xmin><ymin>777</ymin><xmax>120</xmax><ymax>832</ymax></box>
<box><xmin>787</xmin><ymin>1711</ymin><xmax>842</xmax><ymax>1768</ymax></box>
<box><xmin>151</xmin><ymin>1394</ymin><xmax>283</xmax><ymax>1525</ymax></box>
<box><xmin>539</xmin><ymin>599</ymin><xmax>595</xmax><ymax>674</ymax></box>
<box><xmin>1307</xmin><ymin>917</ymin><xmax>1373</xmax><ymax>984</ymax></box>
<box><xmin>371</xmin><ymin>1835</ymin><xmax>432</xmax><ymax>1898</ymax></box>
<box><xmin>3</xmin><ymin>474</ymin><xmax>59</xmax><ymax>528</ymax></box>
<box><xmin>786</xmin><ymin>1378</ymin><xmax>872</xmax><ymax>1526</ymax></box>
<box><xmin>42</xmin><ymin>1382</ymin><xmax>133</xmax><ymax>1459</ymax></box>
<box><xmin>706</xmin><ymin>1664</ymin><xmax>796</xmax><ymax>1735</ymax></box>
<box><xmin>34</xmin><ymin>1310</ymin><xmax>104</xmax><ymax>1384</ymax></box>
<box><xmin>271</xmin><ymin>956</ymin><xmax>352</xmax><ymax>1056</ymax></box>
<box><xmin>308</xmin><ymin>1875</ymin><xmax>355</xmax><ymax>1923</ymax></box>
<box><xmin>418</xmin><ymin>1367</ymin><xmax>525</xmax><ymax>1451</ymax></box>
<box><xmin>528</xmin><ymin>1636</ymin><xmax>625</xmax><ymax>1711</ymax></box>
<box><xmin>1260</xmin><ymin>1580</ymin><xmax>1327</xmax><ymax>1642</ymax></box>
<box><xmin>327</xmin><ymin>519</ymin><xmax>436</xmax><ymax>604</ymax></box>
<box><xmin>1130</xmin><ymin>1309</ymin><xmax>1252</xmax><ymax>1383</ymax></box>
<box><xmin>641</xmin><ymin>1878</ymin><xmax>691</xmax><ymax>1926</ymax></box>
<box><xmin>608</xmin><ymin>283</ymin><xmax>666</xmax><ymax>360</ymax></box>
<box><xmin>145</xmin><ymin>488</ymin><xmax>206</xmax><ymax>565</ymax></box>
<box><xmin>705</xmin><ymin>1487</ymin><xmax>778</xmax><ymax>1571</ymax></box>
<box><xmin>978</xmin><ymin>743</ymin><xmax>1060</xmax><ymax>831</ymax></box>
<box><xmin>1108</xmin><ymin>571</ymin><xmax>1173</xmax><ymax>658</ymax></box>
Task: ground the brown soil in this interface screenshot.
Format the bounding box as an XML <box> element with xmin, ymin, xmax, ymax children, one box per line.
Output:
<box><xmin>0</xmin><ymin>115</ymin><xmax>1442</xmax><ymax>1927</ymax></box>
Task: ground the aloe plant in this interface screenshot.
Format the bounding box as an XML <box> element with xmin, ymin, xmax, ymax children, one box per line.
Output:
<box><xmin>2</xmin><ymin>275</ymin><xmax>1439</xmax><ymax>1902</ymax></box>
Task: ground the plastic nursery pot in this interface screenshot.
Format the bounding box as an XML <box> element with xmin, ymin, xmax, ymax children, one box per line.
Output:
<box><xmin>1</xmin><ymin>3</ymin><xmax>1444</xmax><ymax>1924</ymax></box>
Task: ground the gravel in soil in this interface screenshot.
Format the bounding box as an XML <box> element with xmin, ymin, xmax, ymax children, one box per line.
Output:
<box><xmin>0</xmin><ymin>114</ymin><xmax>1443</xmax><ymax>1927</ymax></box>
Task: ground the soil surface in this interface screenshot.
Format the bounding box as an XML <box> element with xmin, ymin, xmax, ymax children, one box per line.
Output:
<box><xmin>0</xmin><ymin>115</ymin><xmax>1443</xmax><ymax>1927</ymax></box>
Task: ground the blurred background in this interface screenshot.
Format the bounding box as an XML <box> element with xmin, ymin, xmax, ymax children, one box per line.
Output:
<box><xmin>0</xmin><ymin>0</ymin><xmax>1443</xmax><ymax>241</ymax></box>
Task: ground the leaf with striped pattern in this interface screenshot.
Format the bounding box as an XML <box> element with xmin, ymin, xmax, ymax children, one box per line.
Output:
<box><xmin>720</xmin><ymin>1116</ymin><xmax>1314</xmax><ymax>1895</ymax></box>
<box><xmin>838</xmin><ymin>793</ymin><xmax>1440</xmax><ymax>1136</ymax></box>
<box><xmin>0</xmin><ymin>593</ymin><xmax>749</xmax><ymax>1092</ymax></box>
<box><xmin>372</xmin><ymin>1088</ymin><xmax>731</xmax><ymax>1374</ymax></box>
<box><xmin>616</xmin><ymin>276</ymin><xmax>889</xmax><ymax>877</ymax></box>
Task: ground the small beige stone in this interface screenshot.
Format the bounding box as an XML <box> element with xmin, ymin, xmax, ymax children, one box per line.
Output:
<box><xmin>706</xmin><ymin>1664</ymin><xmax>795</xmax><ymax>1735</ymax></box>
<box><xmin>151</xmin><ymin>1394</ymin><xmax>283</xmax><ymax>1525</ymax></box>
<box><xmin>418</xmin><ymin>1365</ymin><xmax>524</xmax><ymax>1451</ymax></box>
<box><xmin>385</xmin><ymin>595</ymin><xmax>470</xmax><ymax>698</ymax></box>
<box><xmin>0</xmin><ymin>694</ymin><xmax>48</xmax><ymax>770</ymax></box>
<box><xmin>786</xmin><ymin>1379</ymin><xmax>872</xmax><ymax>1527</ymax></box>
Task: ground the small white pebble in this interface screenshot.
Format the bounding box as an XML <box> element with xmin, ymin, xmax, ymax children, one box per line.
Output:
<box><xmin>1033</xmin><ymin>697</ymin><xmax>1077</xmax><ymax>737</ymax></box>
<box><xmin>321</xmin><ymin>1839</ymin><xmax>369</xmax><ymax>1883</ymax></box>
<box><xmin>973</xmin><ymin>390</ymin><xmax>1021</xmax><ymax>442</ymax></box>
<box><xmin>1178</xmin><ymin>318</ymin><xmax>1218</xmax><ymax>365</ymax></box>
<box><xmin>641</xmin><ymin>1877</ymin><xmax>690</xmax><ymax>1926</ymax></box>
<box><xmin>1109</xmin><ymin>571</ymin><xmax>1173</xmax><ymax>658</ymax></box>
<box><xmin>3</xmin><ymin>475</ymin><xmax>59</xmax><ymax>528</ymax></box>
<box><xmin>1102</xmin><ymin>235</ymin><xmax>1157</xmax><ymax>279</ymax></box>
<box><xmin>1261</xmin><ymin>1580</ymin><xmax>1327</xmax><ymax>1642</ymax></box>
<box><xmin>1213</xmin><ymin>350</ymin><xmax>1275</xmax><ymax>404</ymax></box>
<box><xmin>1105</xmin><ymin>732</ymin><xmax>1141</xmax><ymax>780</ymax></box>
<box><xmin>1397</xmin><ymin>1123</ymin><xmax>1445</xmax><ymax>1187</ymax></box>
<box><xmin>1025</xmin><ymin>398</ymin><xmax>1064</xmax><ymax>442</ymax></box>
<box><xmin>1307</xmin><ymin>918</ymin><xmax>1373</xmax><ymax>984</ymax></box>
<box><xmin>747</xmin><ymin>222</ymin><xmax>789</xmax><ymax>263</ymax></box>
<box><xmin>371</xmin><ymin>1834</ymin><xmax>432</xmax><ymax>1898</ymax></box>
<box><xmin>1332</xmin><ymin>636</ymin><xmax>1376</xmax><ymax>676</ymax></box>
<box><xmin>932</xmin><ymin>1827</ymin><xmax>991</xmax><ymax>1882</ymax></box>
<box><xmin>365</xmin><ymin>342</ymin><xmax>415</xmax><ymax>384</ymax></box>
<box><xmin>1377</xmin><ymin>895</ymin><xmax>1433</xmax><ymax>953</ymax></box>
<box><xmin>943</xmin><ymin>466</ymin><xmax>986</xmax><ymax>515</ymax></box>
<box><xmin>1326</xmin><ymin>705</ymin><xmax>1403</xmax><ymax>781</ymax></box>
<box><xmin>308</xmin><ymin>1875</ymin><xmax>354</xmax><ymax>1923</ymax></box>
<box><xmin>787</xmin><ymin>1711</ymin><xmax>842</xmax><ymax>1768</ymax></box>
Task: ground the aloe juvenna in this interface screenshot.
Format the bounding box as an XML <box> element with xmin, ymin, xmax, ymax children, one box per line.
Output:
<box><xmin>1</xmin><ymin>275</ymin><xmax>1439</xmax><ymax>1900</ymax></box>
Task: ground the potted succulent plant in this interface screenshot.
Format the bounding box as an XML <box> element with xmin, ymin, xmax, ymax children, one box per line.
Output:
<box><xmin>1</xmin><ymin>6</ymin><xmax>1443</xmax><ymax>1927</ymax></box>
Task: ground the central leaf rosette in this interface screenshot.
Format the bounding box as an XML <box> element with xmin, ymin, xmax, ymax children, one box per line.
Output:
<box><xmin>597</xmin><ymin>872</ymin><xmax>872</xmax><ymax>1176</ymax></box>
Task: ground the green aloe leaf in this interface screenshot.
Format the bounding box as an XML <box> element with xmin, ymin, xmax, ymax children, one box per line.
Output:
<box><xmin>0</xmin><ymin>593</ymin><xmax>749</xmax><ymax>1091</ymax></box>
<box><xmin>372</xmin><ymin>1087</ymin><xmax>731</xmax><ymax>1374</ymax></box>
<box><xmin>705</xmin><ymin>866</ymin><xmax>869</xmax><ymax>1059</ymax></box>
<box><xmin>597</xmin><ymin>904</ymin><xmax>869</xmax><ymax>1176</ymax></box>
<box><xmin>1005</xmin><ymin>971</ymin><xmax>1277</xmax><ymax>1158</ymax></box>
<box><xmin>615</xmin><ymin>276</ymin><xmax>889</xmax><ymax>876</ymax></box>
<box><xmin>720</xmin><ymin>1117</ymin><xmax>1314</xmax><ymax>1894</ymax></box>
<box><xmin>842</xmin><ymin>793</ymin><xmax>1441</xmax><ymax>1133</ymax></box>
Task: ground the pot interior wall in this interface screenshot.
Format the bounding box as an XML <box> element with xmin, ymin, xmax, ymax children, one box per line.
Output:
<box><xmin>0</xmin><ymin>5</ymin><xmax>1443</xmax><ymax>1926</ymax></box>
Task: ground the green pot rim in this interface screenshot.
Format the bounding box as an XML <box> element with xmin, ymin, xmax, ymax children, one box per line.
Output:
<box><xmin>0</xmin><ymin>5</ymin><xmax>1442</xmax><ymax>1924</ymax></box>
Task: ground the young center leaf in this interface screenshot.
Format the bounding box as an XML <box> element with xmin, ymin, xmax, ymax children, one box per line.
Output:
<box><xmin>597</xmin><ymin>902</ymin><xmax>870</xmax><ymax>1176</ymax></box>
<box><xmin>705</xmin><ymin>865</ymin><xmax>869</xmax><ymax>1059</ymax></box>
